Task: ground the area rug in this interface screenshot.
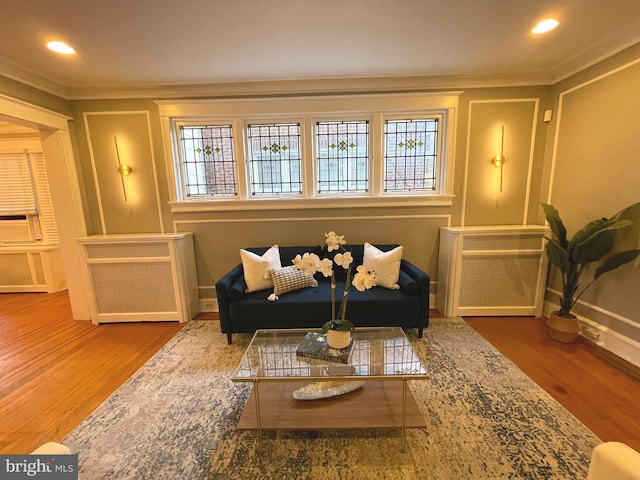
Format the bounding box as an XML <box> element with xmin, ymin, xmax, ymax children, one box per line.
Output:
<box><xmin>63</xmin><ymin>318</ymin><xmax>600</xmax><ymax>479</ymax></box>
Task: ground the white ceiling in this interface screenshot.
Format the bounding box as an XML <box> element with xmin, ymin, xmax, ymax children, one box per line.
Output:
<box><xmin>0</xmin><ymin>0</ymin><xmax>639</xmax><ymax>99</ymax></box>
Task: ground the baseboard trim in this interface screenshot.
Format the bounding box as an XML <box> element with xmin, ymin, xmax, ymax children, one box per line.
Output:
<box><xmin>543</xmin><ymin>300</ymin><xmax>640</xmax><ymax>370</ymax></box>
<box><xmin>582</xmin><ymin>340</ymin><xmax>640</xmax><ymax>381</ymax></box>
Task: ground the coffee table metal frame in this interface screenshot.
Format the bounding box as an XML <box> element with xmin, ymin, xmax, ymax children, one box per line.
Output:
<box><xmin>231</xmin><ymin>327</ymin><xmax>428</xmax><ymax>450</ymax></box>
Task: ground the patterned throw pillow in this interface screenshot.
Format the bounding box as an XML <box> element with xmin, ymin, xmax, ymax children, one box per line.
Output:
<box><xmin>267</xmin><ymin>266</ymin><xmax>318</xmax><ymax>297</ymax></box>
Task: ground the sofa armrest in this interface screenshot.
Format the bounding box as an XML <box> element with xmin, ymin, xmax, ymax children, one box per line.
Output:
<box><xmin>400</xmin><ymin>259</ymin><xmax>430</xmax><ymax>328</ymax></box>
<box><xmin>215</xmin><ymin>263</ymin><xmax>244</xmax><ymax>336</ymax></box>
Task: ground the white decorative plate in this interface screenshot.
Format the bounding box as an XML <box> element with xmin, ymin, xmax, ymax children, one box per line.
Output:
<box><xmin>292</xmin><ymin>380</ymin><xmax>366</xmax><ymax>400</ymax></box>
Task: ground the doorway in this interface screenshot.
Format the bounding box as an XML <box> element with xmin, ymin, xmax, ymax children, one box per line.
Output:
<box><xmin>0</xmin><ymin>94</ymin><xmax>91</xmax><ymax>319</ymax></box>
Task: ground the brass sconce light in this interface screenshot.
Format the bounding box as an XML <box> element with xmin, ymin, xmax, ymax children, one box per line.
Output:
<box><xmin>114</xmin><ymin>136</ymin><xmax>132</xmax><ymax>201</ymax></box>
<box><xmin>491</xmin><ymin>125</ymin><xmax>506</xmax><ymax>192</ymax></box>
<box><xmin>117</xmin><ymin>163</ymin><xmax>132</xmax><ymax>177</ymax></box>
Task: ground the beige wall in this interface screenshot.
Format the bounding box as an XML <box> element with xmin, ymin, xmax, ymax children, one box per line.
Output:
<box><xmin>175</xmin><ymin>209</ymin><xmax>449</xmax><ymax>298</ymax></box>
<box><xmin>69</xmin><ymin>99</ymin><xmax>171</xmax><ymax>236</ymax></box>
<box><xmin>541</xmin><ymin>44</ymin><xmax>640</xmax><ymax>349</ymax></box>
<box><xmin>81</xmin><ymin>111</ymin><xmax>163</xmax><ymax>233</ymax></box>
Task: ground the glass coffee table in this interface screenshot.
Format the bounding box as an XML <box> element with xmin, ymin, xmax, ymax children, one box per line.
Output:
<box><xmin>232</xmin><ymin>327</ymin><xmax>428</xmax><ymax>450</ymax></box>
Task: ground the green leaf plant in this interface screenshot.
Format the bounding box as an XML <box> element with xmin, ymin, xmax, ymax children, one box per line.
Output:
<box><xmin>541</xmin><ymin>202</ymin><xmax>640</xmax><ymax>317</ymax></box>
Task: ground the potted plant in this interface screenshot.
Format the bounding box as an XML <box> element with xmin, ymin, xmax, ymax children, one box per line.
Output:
<box><xmin>541</xmin><ymin>202</ymin><xmax>640</xmax><ymax>343</ymax></box>
<box><xmin>294</xmin><ymin>231</ymin><xmax>376</xmax><ymax>348</ymax></box>
<box><xmin>321</xmin><ymin>319</ymin><xmax>355</xmax><ymax>349</ymax></box>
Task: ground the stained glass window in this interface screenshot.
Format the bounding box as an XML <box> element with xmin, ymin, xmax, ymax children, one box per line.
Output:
<box><xmin>316</xmin><ymin>121</ymin><xmax>369</xmax><ymax>193</ymax></box>
<box><xmin>246</xmin><ymin>123</ymin><xmax>302</xmax><ymax>195</ymax></box>
<box><xmin>180</xmin><ymin>125</ymin><xmax>236</xmax><ymax>197</ymax></box>
<box><xmin>384</xmin><ymin>119</ymin><xmax>438</xmax><ymax>192</ymax></box>
<box><xmin>169</xmin><ymin>95</ymin><xmax>454</xmax><ymax>204</ymax></box>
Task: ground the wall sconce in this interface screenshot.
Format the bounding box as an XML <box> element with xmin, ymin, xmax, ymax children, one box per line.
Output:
<box><xmin>114</xmin><ymin>136</ymin><xmax>132</xmax><ymax>201</ymax></box>
<box><xmin>491</xmin><ymin>125</ymin><xmax>506</xmax><ymax>192</ymax></box>
<box><xmin>117</xmin><ymin>163</ymin><xmax>132</xmax><ymax>176</ymax></box>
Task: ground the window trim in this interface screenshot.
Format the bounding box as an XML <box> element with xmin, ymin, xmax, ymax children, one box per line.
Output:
<box><xmin>157</xmin><ymin>92</ymin><xmax>460</xmax><ymax>211</ymax></box>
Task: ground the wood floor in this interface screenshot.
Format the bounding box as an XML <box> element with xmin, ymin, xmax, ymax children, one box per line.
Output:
<box><xmin>465</xmin><ymin>316</ymin><xmax>640</xmax><ymax>452</ymax></box>
<box><xmin>1</xmin><ymin>291</ymin><xmax>639</xmax><ymax>455</ymax></box>
<box><xmin>0</xmin><ymin>291</ymin><xmax>183</xmax><ymax>453</ymax></box>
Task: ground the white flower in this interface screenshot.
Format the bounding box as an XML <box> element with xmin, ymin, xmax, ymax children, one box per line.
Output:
<box><xmin>293</xmin><ymin>252</ymin><xmax>320</xmax><ymax>274</ymax></box>
<box><xmin>318</xmin><ymin>257</ymin><xmax>333</xmax><ymax>277</ymax></box>
<box><xmin>334</xmin><ymin>251</ymin><xmax>353</xmax><ymax>269</ymax></box>
<box><xmin>325</xmin><ymin>231</ymin><xmax>346</xmax><ymax>252</ymax></box>
<box><xmin>352</xmin><ymin>265</ymin><xmax>376</xmax><ymax>291</ymax></box>
<box><xmin>295</xmin><ymin>231</ymin><xmax>376</xmax><ymax>324</ymax></box>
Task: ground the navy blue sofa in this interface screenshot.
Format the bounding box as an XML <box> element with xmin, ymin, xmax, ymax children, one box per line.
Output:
<box><xmin>215</xmin><ymin>244</ymin><xmax>430</xmax><ymax>344</ymax></box>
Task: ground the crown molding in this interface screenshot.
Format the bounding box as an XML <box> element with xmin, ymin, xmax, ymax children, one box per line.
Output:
<box><xmin>0</xmin><ymin>57</ymin><xmax>70</xmax><ymax>100</ymax></box>
<box><xmin>549</xmin><ymin>27</ymin><xmax>640</xmax><ymax>83</ymax></box>
<box><xmin>64</xmin><ymin>72</ymin><xmax>556</xmax><ymax>101</ymax></box>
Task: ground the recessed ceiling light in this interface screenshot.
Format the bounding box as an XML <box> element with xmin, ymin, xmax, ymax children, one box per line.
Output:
<box><xmin>46</xmin><ymin>41</ymin><xmax>76</xmax><ymax>55</ymax></box>
<box><xmin>532</xmin><ymin>18</ymin><xmax>559</xmax><ymax>34</ymax></box>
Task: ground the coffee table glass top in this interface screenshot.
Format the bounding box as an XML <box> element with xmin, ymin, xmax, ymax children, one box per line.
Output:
<box><xmin>232</xmin><ymin>327</ymin><xmax>427</xmax><ymax>381</ymax></box>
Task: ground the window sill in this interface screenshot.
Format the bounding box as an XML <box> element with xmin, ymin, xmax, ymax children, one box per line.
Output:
<box><xmin>169</xmin><ymin>195</ymin><xmax>454</xmax><ymax>213</ymax></box>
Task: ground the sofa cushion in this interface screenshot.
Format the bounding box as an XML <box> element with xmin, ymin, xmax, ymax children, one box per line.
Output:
<box><xmin>363</xmin><ymin>242</ymin><xmax>403</xmax><ymax>289</ymax></box>
<box><xmin>240</xmin><ymin>244</ymin><xmax>281</xmax><ymax>292</ymax></box>
<box><xmin>398</xmin><ymin>270</ymin><xmax>418</xmax><ymax>295</ymax></box>
<box><xmin>229</xmin><ymin>280</ymin><xmax>420</xmax><ymax>330</ymax></box>
<box><xmin>268</xmin><ymin>266</ymin><xmax>318</xmax><ymax>296</ymax></box>
<box><xmin>228</xmin><ymin>276</ymin><xmax>248</xmax><ymax>300</ymax></box>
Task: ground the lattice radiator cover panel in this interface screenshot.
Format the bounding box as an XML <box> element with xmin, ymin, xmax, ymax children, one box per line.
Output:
<box><xmin>458</xmin><ymin>255</ymin><xmax>540</xmax><ymax>307</ymax></box>
<box><xmin>88</xmin><ymin>262</ymin><xmax>177</xmax><ymax>313</ymax></box>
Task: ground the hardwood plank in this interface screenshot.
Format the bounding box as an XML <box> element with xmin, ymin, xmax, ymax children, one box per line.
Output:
<box><xmin>464</xmin><ymin>316</ymin><xmax>640</xmax><ymax>452</ymax></box>
<box><xmin>0</xmin><ymin>291</ymin><xmax>183</xmax><ymax>453</ymax></box>
<box><xmin>237</xmin><ymin>380</ymin><xmax>426</xmax><ymax>430</ymax></box>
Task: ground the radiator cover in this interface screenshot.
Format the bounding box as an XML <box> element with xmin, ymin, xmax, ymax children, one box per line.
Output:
<box><xmin>78</xmin><ymin>233</ymin><xmax>200</xmax><ymax>324</ymax></box>
<box><xmin>437</xmin><ymin>226</ymin><xmax>549</xmax><ymax>317</ymax></box>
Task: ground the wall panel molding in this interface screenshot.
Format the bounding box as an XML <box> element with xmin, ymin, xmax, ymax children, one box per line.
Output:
<box><xmin>462</xmin><ymin>98</ymin><xmax>539</xmax><ymax>226</ymax></box>
<box><xmin>83</xmin><ymin>110</ymin><xmax>164</xmax><ymax>233</ymax></box>
<box><xmin>547</xmin><ymin>57</ymin><xmax>640</xmax><ymax>204</ymax></box>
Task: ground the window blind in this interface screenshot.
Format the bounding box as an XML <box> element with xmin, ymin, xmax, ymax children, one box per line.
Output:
<box><xmin>0</xmin><ymin>153</ymin><xmax>37</xmax><ymax>214</ymax></box>
<box><xmin>30</xmin><ymin>152</ymin><xmax>59</xmax><ymax>243</ymax></box>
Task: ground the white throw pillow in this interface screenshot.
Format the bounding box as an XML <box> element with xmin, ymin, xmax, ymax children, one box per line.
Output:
<box><xmin>240</xmin><ymin>245</ymin><xmax>281</xmax><ymax>292</ymax></box>
<box><xmin>362</xmin><ymin>242</ymin><xmax>403</xmax><ymax>290</ymax></box>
